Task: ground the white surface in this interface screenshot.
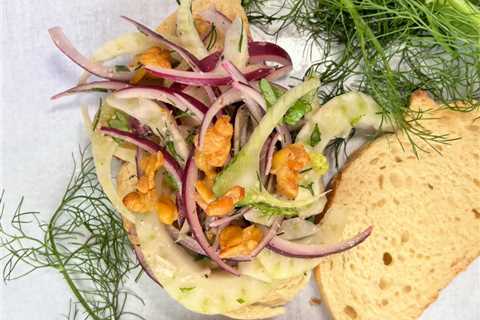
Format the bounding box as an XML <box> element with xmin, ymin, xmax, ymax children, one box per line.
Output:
<box><xmin>0</xmin><ymin>1</ymin><xmax>479</xmax><ymax>319</ymax></box>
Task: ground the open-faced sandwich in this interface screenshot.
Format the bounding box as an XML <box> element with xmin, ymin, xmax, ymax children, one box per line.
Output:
<box><xmin>47</xmin><ymin>0</ymin><xmax>480</xmax><ymax>319</ymax></box>
<box><xmin>49</xmin><ymin>0</ymin><xmax>383</xmax><ymax>317</ymax></box>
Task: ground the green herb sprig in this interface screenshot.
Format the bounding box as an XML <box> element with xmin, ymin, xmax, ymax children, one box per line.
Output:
<box><xmin>244</xmin><ymin>0</ymin><xmax>480</xmax><ymax>154</ymax></box>
<box><xmin>0</xmin><ymin>148</ymin><xmax>143</xmax><ymax>320</ymax></box>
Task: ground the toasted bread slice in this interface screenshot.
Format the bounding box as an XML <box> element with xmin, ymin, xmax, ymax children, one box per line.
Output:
<box><xmin>314</xmin><ymin>91</ymin><xmax>480</xmax><ymax>320</ymax></box>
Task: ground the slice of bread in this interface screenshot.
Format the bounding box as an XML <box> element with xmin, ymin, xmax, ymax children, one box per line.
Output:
<box><xmin>314</xmin><ymin>91</ymin><xmax>480</xmax><ymax>320</ymax></box>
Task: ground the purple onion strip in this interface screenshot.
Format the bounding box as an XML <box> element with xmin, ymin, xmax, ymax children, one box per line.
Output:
<box><xmin>198</xmin><ymin>89</ymin><xmax>242</xmax><ymax>148</ymax></box>
<box><xmin>145</xmin><ymin>64</ymin><xmax>273</xmax><ymax>87</ymax></box>
<box><xmin>51</xmin><ymin>81</ymin><xmax>131</xmax><ymax>100</ymax></box>
<box><xmin>267</xmin><ymin>226</ymin><xmax>373</xmax><ymax>258</ymax></box>
<box><xmin>183</xmin><ymin>156</ymin><xmax>240</xmax><ymax>275</ymax></box>
<box><xmin>48</xmin><ymin>27</ymin><xmax>133</xmax><ymax>81</ymax></box>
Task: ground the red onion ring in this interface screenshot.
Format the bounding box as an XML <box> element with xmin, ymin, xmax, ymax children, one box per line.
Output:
<box><xmin>232</xmin><ymin>81</ymin><xmax>267</xmax><ymax>111</ymax></box>
<box><xmin>199</xmin><ymin>51</ymin><xmax>222</xmax><ymax>72</ymax></box>
<box><xmin>261</xmin><ymin>132</ymin><xmax>282</xmax><ymax>176</ymax></box>
<box><xmin>121</xmin><ymin>16</ymin><xmax>218</xmax><ymax>103</ymax></box>
<box><xmin>267</xmin><ymin>226</ymin><xmax>373</xmax><ymax>258</ymax></box>
<box><xmin>99</xmin><ymin>127</ymin><xmax>183</xmax><ymax>188</ymax></box>
<box><xmin>51</xmin><ymin>81</ymin><xmax>131</xmax><ymax>100</ymax></box>
<box><xmin>48</xmin><ymin>27</ymin><xmax>133</xmax><ymax>81</ymax></box>
<box><xmin>248</xmin><ymin>41</ymin><xmax>292</xmax><ymax>67</ymax></box>
<box><xmin>144</xmin><ymin>64</ymin><xmax>273</xmax><ymax>86</ymax></box>
<box><xmin>233</xmin><ymin>106</ymin><xmax>249</xmax><ymax>155</ymax></box>
<box><xmin>113</xmin><ymin>86</ymin><xmax>208</xmax><ymax>121</ymax></box>
<box><xmin>198</xmin><ymin>89</ymin><xmax>242</xmax><ymax>148</ymax></box>
<box><xmin>121</xmin><ymin>16</ymin><xmax>201</xmax><ymax>71</ymax></box>
<box><xmin>248</xmin><ymin>218</ymin><xmax>283</xmax><ymax>259</ymax></box>
<box><xmin>221</xmin><ymin>60</ymin><xmax>265</xmax><ymax>122</ymax></box>
<box><xmin>183</xmin><ymin>156</ymin><xmax>240</xmax><ymax>275</ymax></box>
<box><xmin>208</xmin><ymin>208</ymin><xmax>251</xmax><ymax>228</ymax></box>
<box><xmin>166</xmin><ymin>225</ymin><xmax>206</xmax><ymax>255</ymax></box>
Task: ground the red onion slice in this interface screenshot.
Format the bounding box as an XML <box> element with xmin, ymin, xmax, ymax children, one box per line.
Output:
<box><xmin>199</xmin><ymin>51</ymin><xmax>222</xmax><ymax>72</ymax></box>
<box><xmin>221</xmin><ymin>60</ymin><xmax>265</xmax><ymax>122</ymax></box>
<box><xmin>232</xmin><ymin>81</ymin><xmax>267</xmax><ymax>111</ymax></box>
<box><xmin>144</xmin><ymin>65</ymin><xmax>273</xmax><ymax>86</ymax></box>
<box><xmin>249</xmin><ymin>218</ymin><xmax>283</xmax><ymax>259</ymax></box>
<box><xmin>248</xmin><ymin>41</ymin><xmax>293</xmax><ymax>81</ymax></box>
<box><xmin>266</xmin><ymin>66</ymin><xmax>293</xmax><ymax>81</ymax></box>
<box><xmin>208</xmin><ymin>208</ymin><xmax>251</xmax><ymax>228</ymax></box>
<box><xmin>166</xmin><ymin>226</ymin><xmax>206</xmax><ymax>255</ymax></box>
<box><xmin>198</xmin><ymin>89</ymin><xmax>242</xmax><ymax>148</ymax></box>
<box><xmin>183</xmin><ymin>156</ymin><xmax>240</xmax><ymax>275</ymax></box>
<box><xmin>99</xmin><ymin>127</ymin><xmax>183</xmax><ymax>188</ymax></box>
<box><xmin>261</xmin><ymin>132</ymin><xmax>281</xmax><ymax>176</ymax></box>
<box><xmin>267</xmin><ymin>226</ymin><xmax>373</xmax><ymax>258</ymax></box>
<box><xmin>233</xmin><ymin>106</ymin><xmax>249</xmax><ymax>155</ymax></box>
<box><xmin>113</xmin><ymin>86</ymin><xmax>208</xmax><ymax>121</ymax></box>
<box><xmin>121</xmin><ymin>16</ymin><xmax>218</xmax><ymax>103</ymax></box>
<box><xmin>51</xmin><ymin>81</ymin><xmax>131</xmax><ymax>100</ymax></box>
<box><xmin>48</xmin><ymin>27</ymin><xmax>133</xmax><ymax>81</ymax></box>
<box><xmin>248</xmin><ymin>41</ymin><xmax>293</xmax><ymax>67</ymax></box>
<box><xmin>121</xmin><ymin>16</ymin><xmax>201</xmax><ymax>72</ymax></box>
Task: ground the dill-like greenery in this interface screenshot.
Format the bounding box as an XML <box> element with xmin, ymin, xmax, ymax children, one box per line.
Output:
<box><xmin>0</xmin><ymin>147</ymin><xmax>143</xmax><ymax>320</ymax></box>
<box><xmin>244</xmin><ymin>0</ymin><xmax>480</xmax><ymax>153</ymax></box>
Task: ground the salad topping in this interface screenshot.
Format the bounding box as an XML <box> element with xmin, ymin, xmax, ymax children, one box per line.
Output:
<box><xmin>49</xmin><ymin>1</ymin><xmax>378</xmax><ymax>276</ymax></box>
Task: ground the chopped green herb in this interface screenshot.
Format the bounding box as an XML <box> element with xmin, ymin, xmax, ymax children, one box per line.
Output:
<box><xmin>163</xmin><ymin>172</ymin><xmax>179</xmax><ymax>192</ymax></box>
<box><xmin>300</xmin><ymin>182</ymin><xmax>315</xmax><ymax>196</ymax></box>
<box><xmin>300</xmin><ymin>167</ymin><xmax>313</xmax><ymax>174</ymax></box>
<box><xmin>239</xmin><ymin>20</ymin><xmax>245</xmax><ymax>52</ymax></box>
<box><xmin>92</xmin><ymin>99</ymin><xmax>102</xmax><ymax>131</ymax></box>
<box><xmin>205</xmin><ymin>25</ymin><xmax>218</xmax><ymax>51</ymax></box>
<box><xmin>259</xmin><ymin>79</ymin><xmax>278</xmax><ymax>108</ymax></box>
<box><xmin>259</xmin><ymin>79</ymin><xmax>312</xmax><ymax>125</ymax></box>
<box><xmin>114</xmin><ymin>65</ymin><xmax>130</xmax><ymax>72</ymax></box>
<box><xmin>186</xmin><ymin>129</ymin><xmax>196</xmax><ymax>145</ymax></box>
<box><xmin>309</xmin><ymin>124</ymin><xmax>321</xmax><ymax>147</ymax></box>
<box><xmin>283</xmin><ymin>99</ymin><xmax>312</xmax><ymax>125</ymax></box>
<box><xmin>194</xmin><ymin>255</ymin><xmax>210</xmax><ymax>262</ymax></box>
<box><xmin>236</xmin><ymin>298</ymin><xmax>245</xmax><ymax>304</ymax></box>
<box><xmin>174</xmin><ymin>110</ymin><xmax>194</xmax><ymax>120</ymax></box>
<box><xmin>179</xmin><ymin>287</ymin><xmax>195</xmax><ymax>293</ymax></box>
<box><xmin>108</xmin><ymin>111</ymin><xmax>130</xmax><ymax>131</ymax></box>
<box><xmin>91</xmin><ymin>88</ymin><xmax>109</xmax><ymax>93</ymax></box>
<box><xmin>250</xmin><ymin>202</ymin><xmax>298</xmax><ymax>217</ymax></box>
<box><xmin>108</xmin><ymin>110</ymin><xmax>131</xmax><ymax>143</ymax></box>
<box><xmin>166</xmin><ymin>141</ymin><xmax>184</xmax><ymax>163</ymax></box>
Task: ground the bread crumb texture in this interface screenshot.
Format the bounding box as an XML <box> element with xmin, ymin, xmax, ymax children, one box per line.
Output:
<box><xmin>315</xmin><ymin>91</ymin><xmax>480</xmax><ymax>320</ymax></box>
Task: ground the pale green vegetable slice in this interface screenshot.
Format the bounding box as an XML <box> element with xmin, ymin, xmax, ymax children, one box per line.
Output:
<box><xmin>223</xmin><ymin>17</ymin><xmax>249</xmax><ymax>70</ymax></box>
<box><xmin>90</xmin><ymin>132</ymin><xmax>136</xmax><ymax>223</ymax></box>
<box><xmin>214</xmin><ymin>78</ymin><xmax>320</xmax><ymax>198</ymax></box>
<box><xmin>91</xmin><ymin>133</ymin><xmax>283</xmax><ymax>315</ymax></box>
<box><xmin>106</xmin><ymin>96</ymin><xmax>189</xmax><ymax>165</ymax></box>
<box><xmin>134</xmin><ymin>212</ymin><xmax>277</xmax><ymax>315</ymax></box>
<box><xmin>177</xmin><ymin>0</ymin><xmax>209</xmax><ymax>59</ymax></box>
<box><xmin>296</xmin><ymin>91</ymin><xmax>390</xmax><ymax>151</ymax></box>
<box><xmin>238</xmin><ymin>257</ymin><xmax>274</xmax><ymax>283</ymax></box>
<box><xmin>255</xmin><ymin>248</ymin><xmax>322</xmax><ymax>280</ymax></box>
<box><xmin>92</xmin><ymin>32</ymin><xmax>156</xmax><ymax>62</ymax></box>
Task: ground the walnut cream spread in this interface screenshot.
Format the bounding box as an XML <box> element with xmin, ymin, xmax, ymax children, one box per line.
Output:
<box><xmin>48</xmin><ymin>0</ymin><xmax>387</xmax><ymax>316</ymax></box>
